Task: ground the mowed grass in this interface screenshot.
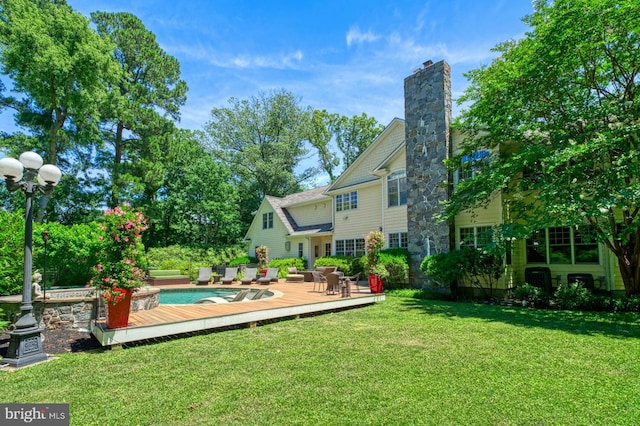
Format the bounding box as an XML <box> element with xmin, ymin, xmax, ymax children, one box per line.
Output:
<box><xmin>2</xmin><ymin>295</ymin><xmax>640</xmax><ymax>425</ymax></box>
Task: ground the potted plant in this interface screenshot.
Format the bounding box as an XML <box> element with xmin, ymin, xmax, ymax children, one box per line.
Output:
<box><xmin>256</xmin><ymin>245</ymin><xmax>269</xmax><ymax>275</ymax></box>
<box><xmin>364</xmin><ymin>230</ymin><xmax>386</xmax><ymax>293</ymax></box>
<box><xmin>92</xmin><ymin>205</ymin><xmax>148</xmax><ymax>329</ymax></box>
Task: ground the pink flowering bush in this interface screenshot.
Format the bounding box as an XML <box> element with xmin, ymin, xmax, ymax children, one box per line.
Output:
<box><xmin>256</xmin><ymin>245</ymin><xmax>269</xmax><ymax>269</ymax></box>
<box><xmin>364</xmin><ymin>230</ymin><xmax>387</xmax><ymax>277</ymax></box>
<box><xmin>91</xmin><ymin>205</ymin><xmax>148</xmax><ymax>291</ymax></box>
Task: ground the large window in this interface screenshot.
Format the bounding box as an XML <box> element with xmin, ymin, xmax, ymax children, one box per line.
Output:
<box><xmin>526</xmin><ymin>226</ymin><xmax>599</xmax><ymax>264</ymax></box>
<box><xmin>388</xmin><ymin>232</ymin><xmax>408</xmax><ymax>249</ymax></box>
<box><xmin>336</xmin><ymin>191</ymin><xmax>358</xmax><ymax>211</ymax></box>
<box><xmin>335</xmin><ymin>238</ymin><xmax>366</xmax><ymax>256</ymax></box>
<box><xmin>459</xmin><ymin>226</ymin><xmax>493</xmax><ymax>248</ymax></box>
<box><xmin>388</xmin><ymin>170</ymin><xmax>407</xmax><ymax>207</ymax></box>
<box><xmin>262</xmin><ymin>212</ymin><xmax>273</xmax><ymax>229</ymax></box>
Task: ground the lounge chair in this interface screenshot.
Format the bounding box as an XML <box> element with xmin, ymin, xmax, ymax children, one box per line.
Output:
<box><xmin>246</xmin><ymin>288</ymin><xmax>269</xmax><ymax>301</ymax></box>
<box><xmin>285</xmin><ymin>267</ymin><xmax>304</xmax><ymax>282</ymax></box>
<box><xmin>196</xmin><ymin>267</ymin><xmax>212</xmax><ymax>285</ymax></box>
<box><xmin>240</xmin><ymin>267</ymin><xmax>258</xmax><ymax>285</ymax></box>
<box><xmin>220</xmin><ymin>267</ymin><xmax>238</xmax><ymax>284</ymax></box>
<box><xmin>223</xmin><ymin>289</ymin><xmax>250</xmax><ymax>302</ymax></box>
<box><xmin>258</xmin><ymin>268</ymin><xmax>279</xmax><ymax>285</ymax></box>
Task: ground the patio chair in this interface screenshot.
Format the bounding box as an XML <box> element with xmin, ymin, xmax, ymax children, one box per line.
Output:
<box><xmin>240</xmin><ymin>267</ymin><xmax>258</xmax><ymax>285</ymax></box>
<box><xmin>325</xmin><ymin>271</ymin><xmax>343</xmax><ymax>295</ymax></box>
<box><xmin>196</xmin><ymin>267</ymin><xmax>212</xmax><ymax>285</ymax></box>
<box><xmin>311</xmin><ymin>271</ymin><xmax>327</xmax><ymax>293</ymax></box>
<box><xmin>258</xmin><ymin>267</ymin><xmax>279</xmax><ymax>285</ymax></box>
<box><xmin>220</xmin><ymin>267</ymin><xmax>238</xmax><ymax>284</ymax></box>
<box><xmin>343</xmin><ymin>272</ymin><xmax>361</xmax><ymax>293</ymax></box>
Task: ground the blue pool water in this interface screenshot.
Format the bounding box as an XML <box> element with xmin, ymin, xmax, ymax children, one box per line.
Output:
<box><xmin>159</xmin><ymin>288</ymin><xmax>239</xmax><ymax>304</ymax></box>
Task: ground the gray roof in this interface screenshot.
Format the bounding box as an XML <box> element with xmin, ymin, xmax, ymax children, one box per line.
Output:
<box><xmin>265</xmin><ymin>185</ymin><xmax>332</xmax><ymax>236</ymax></box>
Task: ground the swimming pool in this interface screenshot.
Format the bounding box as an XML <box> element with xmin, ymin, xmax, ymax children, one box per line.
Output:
<box><xmin>159</xmin><ymin>287</ymin><xmax>272</xmax><ymax>304</ymax></box>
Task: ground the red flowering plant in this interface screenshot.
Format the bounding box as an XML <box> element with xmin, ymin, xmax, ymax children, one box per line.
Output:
<box><xmin>91</xmin><ymin>205</ymin><xmax>149</xmax><ymax>301</ymax></box>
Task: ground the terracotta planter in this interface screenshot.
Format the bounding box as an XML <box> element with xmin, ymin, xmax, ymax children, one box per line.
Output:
<box><xmin>368</xmin><ymin>274</ymin><xmax>383</xmax><ymax>294</ymax></box>
<box><xmin>106</xmin><ymin>289</ymin><xmax>133</xmax><ymax>329</ymax></box>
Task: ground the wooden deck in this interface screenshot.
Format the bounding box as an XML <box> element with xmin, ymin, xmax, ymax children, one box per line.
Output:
<box><xmin>92</xmin><ymin>279</ymin><xmax>385</xmax><ymax>347</ymax></box>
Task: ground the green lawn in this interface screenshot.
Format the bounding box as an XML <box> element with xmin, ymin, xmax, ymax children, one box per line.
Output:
<box><xmin>2</xmin><ymin>295</ymin><xmax>640</xmax><ymax>425</ymax></box>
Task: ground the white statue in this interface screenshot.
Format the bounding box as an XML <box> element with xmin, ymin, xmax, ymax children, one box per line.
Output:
<box><xmin>32</xmin><ymin>271</ymin><xmax>43</xmax><ymax>298</ymax></box>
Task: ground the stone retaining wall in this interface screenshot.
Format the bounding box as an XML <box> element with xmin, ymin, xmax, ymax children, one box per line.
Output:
<box><xmin>0</xmin><ymin>287</ymin><xmax>160</xmax><ymax>331</ymax></box>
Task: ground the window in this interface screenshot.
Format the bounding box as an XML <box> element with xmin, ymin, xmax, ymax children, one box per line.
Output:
<box><xmin>324</xmin><ymin>243</ymin><xmax>331</xmax><ymax>257</ymax></box>
<box><xmin>335</xmin><ymin>238</ymin><xmax>365</xmax><ymax>256</ymax></box>
<box><xmin>456</xmin><ymin>150</ymin><xmax>491</xmax><ymax>183</ymax></box>
<box><xmin>336</xmin><ymin>191</ymin><xmax>358</xmax><ymax>211</ymax></box>
<box><xmin>388</xmin><ymin>170</ymin><xmax>407</xmax><ymax>207</ymax></box>
<box><xmin>388</xmin><ymin>232</ymin><xmax>408</xmax><ymax>249</ymax></box>
<box><xmin>526</xmin><ymin>227</ymin><xmax>599</xmax><ymax>264</ymax></box>
<box><xmin>298</xmin><ymin>242</ymin><xmax>304</xmax><ymax>258</ymax></box>
<box><xmin>262</xmin><ymin>212</ymin><xmax>273</xmax><ymax>229</ymax></box>
<box><xmin>459</xmin><ymin>226</ymin><xmax>493</xmax><ymax>248</ymax></box>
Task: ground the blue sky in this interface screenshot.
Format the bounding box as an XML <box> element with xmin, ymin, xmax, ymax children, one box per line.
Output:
<box><xmin>2</xmin><ymin>1</ymin><xmax>533</xmax><ymax>177</ymax></box>
<box><xmin>64</xmin><ymin>0</ymin><xmax>532</xmax><ymax>129</ymax></box>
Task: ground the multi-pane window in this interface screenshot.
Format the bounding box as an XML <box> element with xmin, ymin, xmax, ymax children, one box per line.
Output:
<box><xmin>526</xmin><ymin>227</ymin><xmax>599</xmax><ymax>264</ymax></box>
<box><xmin>388</xmin><ymin>232</ymin><xmax>408</xmax><ymax>249</ymax></box>
<box><xmin>459</xmin><ymin>226</ymin><xmax>493</xmax><ymax>248</ymax></box>
<box><xmin>335</xmin><ymin>238</ymin><xmax>366</xmax><ymax>256</ymax></box>
<box><xmin>336</xmin><ymin>191</ymin><xmax>358</xmax><ymax>211</ymax></box>
<box><xmin>298</xmin><ymin>242</ymin><xmax>304</xmax><ymax>258</ymax></box>
<box><xmin>324</xmin><ymin>243</ymin><xmax>331</xmax><ymax>257</ymax></box>
<box><xmin>388</xmin><ymin>170</ymin><xmax>407</xmax><ymax>207</ymax></box>
<box><xmin>262</xmin><ymin>212</ymin><xmax>273</xmax><ymax>229</ymax></box>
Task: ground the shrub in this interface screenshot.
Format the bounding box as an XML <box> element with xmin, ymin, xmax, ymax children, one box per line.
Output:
<box><xmin>269</xmin><ymin>258</ymin><xmax>307</xmax><ymax>277</ymax></box>
<box><xmin>0</xmin><ymin>210</ymin><xmax>24</xmax><ymax>295</ymax></box>
<box><xmin>513</xmin><ymin>284</ymin><xmax>543</xmax><ymax>305</ymax></box>
<box><xmin>378</xmin><ymin>252</ymin><xmax>409</xmax><ymax>289</ymax></box>
<box><xmin>229</xmin><ymin>256</ymin><xmax>258</xmax><ymax>267</ymax></box>
<box><xmin>554</xmin><ymin>281</ymin><xmax>593</xmax><ymax>310</ymax></box>
<box><xmin>147</xmin><ymin>245</ymin><xmax>246</xmax><ymax>281</ymax></box>
<box><xmin>314</xmin><ymin>256</ymin><xmax>363</xmax><ymax>276</ymax></box>
<box><xmin>420</xmin><ymin>250</ymin><xmax>465</xmax><ymax>293</ymax></box>
<box><xmin>34</xmin><ymin>221</ymin><xmax>103</xmax><ymax>287</ymax></box>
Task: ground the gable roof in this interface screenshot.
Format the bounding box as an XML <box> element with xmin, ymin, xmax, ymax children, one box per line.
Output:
<box><xmin>326</xmin><ymin>117</ymin><xmax>405</xmax><ymax>193</ymax></box>
<box><xmin>265</xmin><ymin>185</ymin><xmax>333</xmax><ymax>236</ymax></box>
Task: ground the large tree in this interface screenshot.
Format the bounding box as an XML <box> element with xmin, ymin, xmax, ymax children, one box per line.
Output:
<box><xmin>147</xmin><ymin>129</ymin><xmax>242</xmax><ymax>247</ymax></box>
<box><xmin>91</xmin><ymin>11</ymin><xmax>188</xmax><ymax>207</ymax></box>
<box><xmin>203</xmin><ymin>90</ymin><xmax>314</xmax><ymax>224</ymax></box>
<box><xmin>448</xmin><ymin>0</ymin><xmax>640</xmax><ymax>295</ymax></box>
<box><xmin>0</xmin><ymin>0</ymin><xmax>116</xmax><ymax>164</ymax></box>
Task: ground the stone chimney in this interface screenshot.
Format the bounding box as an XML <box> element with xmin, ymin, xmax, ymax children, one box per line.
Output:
<box><xmin>404</xmin><ymin>59</ymin><xmax>452</xmax><ymax>287</ymax></box>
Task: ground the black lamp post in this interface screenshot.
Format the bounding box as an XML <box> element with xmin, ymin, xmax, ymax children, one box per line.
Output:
<box><xmin>0</xmin><ymin>151</ymin><xmax>61</xmax><ymax>368</ymax></box>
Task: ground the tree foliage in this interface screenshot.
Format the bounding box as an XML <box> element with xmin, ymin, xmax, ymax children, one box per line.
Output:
<box><xmin>333</xmin><ymin>112</ymin><xmax>385</xmax><ymax>171</ymax></box>
<box><xmin>449</xmin><ymin>0</ymin><xmax>640</xmax><ymax>295</ymax></box>
<box><xmin>203</xmin><ymin>90</ymin><xmax>314</xmax><ymax>224</ymax></box>
<box><xmin>91</xmin><ymin>11</ymin><xmax>188</xmax><ymax>207</ymax></box>
<box><xmin>146</xmin><ymin>130</ymin><xmax>243</xmax><ymax>247</ymax></box>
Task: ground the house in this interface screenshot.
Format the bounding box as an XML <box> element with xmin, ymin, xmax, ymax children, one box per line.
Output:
<box><xmin>246</xmin><ymin>59</ymin><xmax>619</xmax><ymax>295</ymax></box>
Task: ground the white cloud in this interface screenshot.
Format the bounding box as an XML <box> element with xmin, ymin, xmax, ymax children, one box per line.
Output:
<box><xmin>346</xmin><ymin>26</ymin><xmax>381</xmax><ymax>46</ymax></box>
